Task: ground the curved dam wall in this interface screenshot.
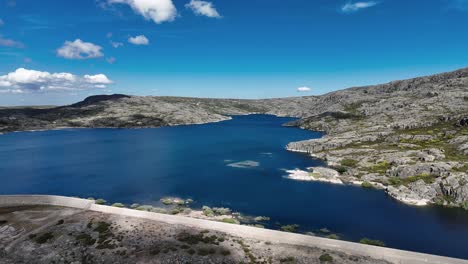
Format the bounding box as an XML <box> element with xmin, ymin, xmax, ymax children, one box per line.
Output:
<box><xmin>0</xmin><ymin>195</ymin><xmax>467</xmax><ymax>264</ymax></box>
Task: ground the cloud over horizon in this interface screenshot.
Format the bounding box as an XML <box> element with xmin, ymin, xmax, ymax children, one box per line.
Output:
<box><xmin>297</xmin><ymin>86</ymin><xmax>311</xmax><ymax>92</ymax></box>
<box><xmin>185</xmin><ymin>0</ymin><xmax>221</xmax><ymax>18</ymax></box>
<box><xmin>0</xmin><ymin>68</ymin><xmax>113</xmax><ymax>93</ymax></box>
<box><xmin>342</xmin><ymin>1</ymin><xmax>378</xmax><ymax>13</ymax></box>
<box><xmin>128</xmin><ymin>35</ymin><xmax>149</xmax><ymax>45</ymax></box>
<box><xmin>107</xmin><ymin>0</ymin><xmax>177</xmax><ymax>24</ymax></box>
<box><xmin>56</xmin><ymin>39</ymin><xmax>103</xmax><ymax>59</ymax></box>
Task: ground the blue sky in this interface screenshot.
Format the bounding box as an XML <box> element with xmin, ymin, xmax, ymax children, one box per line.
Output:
<box><xmin>1</xmin><ymin>0</ymin><xmax>468</xmax><ymax>105</ymax></box>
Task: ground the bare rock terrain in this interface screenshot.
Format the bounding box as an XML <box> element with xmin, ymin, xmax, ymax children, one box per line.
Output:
<box><xmin>0</xmin><ymin>206</ymin><xmax>389</xmax><ymax>264</ymax></box>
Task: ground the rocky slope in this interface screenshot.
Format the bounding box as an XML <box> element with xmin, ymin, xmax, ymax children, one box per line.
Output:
<box><xmin>0</xmin><ymin>68</ymin><xmax>467</xmax><ymax>208</ymax></box>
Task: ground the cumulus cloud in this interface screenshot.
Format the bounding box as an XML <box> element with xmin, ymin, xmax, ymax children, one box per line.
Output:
<box><xmin>0</xmin><ymin>68</ymin><xmax>113</xmax><ymax>93</ymax></box>
<box><xmin>185</xmin><ymin>0</ymin><xmax>221</xmax><ymax>18</ymax></box>
<box><xmin>107</xmin><ymin>0</ymin><xmax>177</xmax><ymax>24</ymax></box>
<box><xmin>297</xmin><ymin>86</ymin><xmax>311</xmax><ymax>92</ymax></box>
<box><xmin>128</xmin><ymin>35</ymin><xmax>149</xmax><ymax>45</ymax></box>
<box><xmin>0</xmin><ymin>35</ymin><xmax>24</xmax><ymax>48</ymax></box>
<box><xmin>342</xmin><ymin>1</ymin><xmax>378</xmax><ymax>12</ymax></box>
<box><xmin>56</xmin><ymin>39</ymin><xmax>103</xmax><ymax>59</ymax></box>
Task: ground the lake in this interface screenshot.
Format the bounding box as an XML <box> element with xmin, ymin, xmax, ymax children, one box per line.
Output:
<box><xmin>1</xmin><ymin>114</ymin><xmax>468</xmax><ymax>259</ymax></box>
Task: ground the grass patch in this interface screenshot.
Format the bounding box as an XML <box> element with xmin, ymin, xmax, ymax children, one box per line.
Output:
<box><xmin>177</xmin><ymin>232</ymin><xmax>219</xmax><ymax>245</ymax></box>
<box><xmin>359</xmin><ymin>238</ymin><xmax>386</xmax><ymax>247</ymax></box>
<box><xmin>361</xmin><ymin>181</ymin><xmax>374</xmax><ymax>188</ymax></box>
<box><xmin>111</xmin><ymin>203</ymin><xmax>125</xmax><ymax>208</ymax></box>
<box><xmin>388</xmin><ymin>174</ymin><xmax>437</xmax><ymax>186</ymax></box>
<box><xmin>221</xmin><ymin>218</ymin><xmax>238</xmax><ymax>224</ymax></box>
<box><xmin>367</xmin><ymin>161</ymin><xmax>391</xmax><ymax>174</ymax></box>
<box><xmin>341</xmin><ymin>159</ymin><xmax>359</xmax><ymax>168</ymax></box>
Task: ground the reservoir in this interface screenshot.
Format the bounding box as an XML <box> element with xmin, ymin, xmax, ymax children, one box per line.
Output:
<box><xmin>1</xmin><ymin>114</ymin><xmax>468</xmax><ymax>259</ymax></box>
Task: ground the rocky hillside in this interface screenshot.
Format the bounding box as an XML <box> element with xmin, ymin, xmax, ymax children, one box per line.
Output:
<box><xmin>0</xmin><ymin>68</ymin><xmax>467</xmax><ymax>208</ymax></box>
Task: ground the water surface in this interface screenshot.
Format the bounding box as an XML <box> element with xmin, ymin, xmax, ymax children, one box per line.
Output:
<box><xmin>1</xmin><ymin>114</ymin><xmax>468</xmax><ymax>259</ymax></box>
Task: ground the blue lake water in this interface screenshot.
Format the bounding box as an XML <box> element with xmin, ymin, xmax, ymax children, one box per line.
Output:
<box><xmin>1</xmin><ymin>114</ymin><xmax>468</xmax><ymax>259</ymax></box>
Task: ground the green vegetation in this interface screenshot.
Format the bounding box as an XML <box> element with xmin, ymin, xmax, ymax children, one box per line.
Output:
<box><xmin>220</xmin><ymin>249</ymin><xmax>231</xmax><ymax>256</ymax></box>
<box><xmin>221</xmin><ymin>218</ymin><xmax>238</xmax><ymax>224</ymax></box>
<box><xmin>280</xmin><ymin>224</ymin><xmax>299</xmax><ymax>233</ymax></box>
<box><xmin>177</xmin><ymin>231</ymin><xmax>221</xmax><ymax>245</ymax></box>
<box><xmin>202</xmin><ymin>206</ymin><xmax>215</xmax><ymax>217</ymax></box>
<box><xmin>367</xmin><ymin>161</ymin><xmax>391</xmax><ymax>174</ymax></box>
<box><xmin>462</xmin><ymin>201</ymin><xmax>468</xmax><ymax>211</ymax></box>
<box><xmin>361</xmin><ymin>181</ymin><xmax>374</xmax><ymax>188</ymax></box>
<box><xmin>336</xmin><ymin>166</ymin><xmax>347</xmax><ymax>174</ymax></box>
<box><xmin>319</xmin><ymin>253</ymin><xmax>333</xmax><ymax>262</ymax></box>
<box><xmin>95</xmin><ymin>198</ymin><xmax>106</xmax><ymax>205</ymax></box>
<box><xmin>35</xmin><ymin>232</ymin><xmax>54</xmax><ymax>244</ymax></box>
<box><xmin>359</xmin><ymin>238</ymin><xmax>386</xmax><ymax>247</ymax></box>
<box><xmin>388</xmin><ymin>174</ymin><xmax>437</xmax><ymax>187</ymax></box>
<box><xmin>161</xmin><ymin>198</ymin><xmax>174</xmax><ymax>205</ymax></box>
<box><xmin>197</xmin><ymin>247</ymin><xmax>216</xmax><ymax>256</ymax></box>
<box><xmin>212</xmin><ymin>207</ymin><xmax>232</xmax><ymax>215</ymax></box>
<box><xmin>340</xmin><ymin>159</ymin><xmax>359</xmax><ymax>168</ymax></box>
<box><xmin>111</xmin><ymin>203</ymin><xmax>125</xmax><ymax>208</ymax></box>
<box><xmin>319</xmin><ymin>228</ymin><xmax>330</xmax><ymax>233</ymax></box>
<box><xmin>254</xmin><ymin>216</ymin><xmax>270</xmax><ymax>222</ymax></box>
<box><xmin>76</xmin><ymin>233</ymin><xmax>96</xmax><ymax>246</ymax></box>
<box><xmin>325</xmin><ymin>234</ymin><xmax>340</xmax><ymax>240</ymax></box>
<box><xmin>280</xmin><ymin>256</ymin><xmax>296</xmax><ymax>263</ymax></box>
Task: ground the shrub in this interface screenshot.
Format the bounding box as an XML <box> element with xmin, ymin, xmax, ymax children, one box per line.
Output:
<box><xmin>336</xmin><ymin>166</ymin><xmax>347</xmax><ymax>174</ymax></box>
<box><xmin>130</xmin><ymin>203</ymin><xmax>140</xmax><ymax>209</ymax></box>
<box><xmin>35</xmin><ymin>232</ymin><xmax>54</xmax><ymax>244</ymax></box>
<box><xmin>280</xmin><ymin>224</ymin><xmax>299</xmax><ymax>233</ymax></box>
<box><xmin>95</xmin><ymin>199</ymin><xmax>106</xmax><ymax>205</ymax></box>
<box><xmin>361</xmin><ymin>181</ymin><xmax>374</xmax><ymax>188</ymax></box>
<box><xmin>462</xmin><ymin>201</ymin><xmax>468</xmax><ymax>211</ymax></box>
<box><xmin>325</xmin><ymin>234</ymin><xmax>340</xmax><ymax>240</ymax></box>
<box><xmin>280</xmin><ymin>256</ymin><xmax>296</xmax><ymax>263</ymax></box>
<box><xmin>359</xmin><ymin>238</ymin><xmax>386</xmax><ymax>247</ymax></box>
<box><xmin>319</xmin><ymin>228</ymin><xmax>330</xmax><ymax>233</ymax></box>
<box><xmin>319</xmin><ymin>253</ymin><xmax>333</xmax><ymax>262</ymax></box>
<box><xmin>111</xmin><ymin>203</ymin><xmax>125</xmax><ymax>208</ymax></box>
<box><xmin>213</xmin><ymin>207</ymin><xmax>232</xmax><ymax>215</ymax></box>
<box><xmin>254</xmin><ymin>216</ymin><xmax>270</xmax><ymax>222</ymax></box>
<box><xmin>340</xmin><ymin>159</ymin><xmax>359</xmax><ymax>168</ymax></box>
<box><xmin>202</xmin><ymin>206</ymin><xmax>215</xmax><ymax>217</ymax></box>
<box><xmin>388</xmin><ymin>177</ymin><xmax>403</xmax><ymax>186</ymax></box>
<box><xmin>160</xmin><ymin>198</ymin><xmax>174</xmax><ymax>205</ymax></box>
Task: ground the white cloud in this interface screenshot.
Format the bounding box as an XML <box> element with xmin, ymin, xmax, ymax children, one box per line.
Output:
<box><xmin>0</xmin><ymin>68</ymin><xmax>113</xmax><ymax>93</ymax></box>
<box><xmin>128</xmin><ymin>35</ymin><xmax>149</xmax><ymax>45</ymax></box>
<box><xmin>107</xmin><ymin>0</ymin><xmax>177</xmax><ymax>24</ymax></box>
<box><xmin>110</xmin><ymin>41</ymin><xmax>123</xmax><ymax>48</ymax></box>
<box><xmin>342</xmin><ymin>1</ymin><xmax>378</xmax><ymax>12</ymax></box>
<box><xmin>185</xmin><ymin>0</ymin><xmax>221</xmax><ymax>18</ymax></box>
<box><xmin>0</xmin><ymin>35</ymin><xmax>24</xmax><ymax>48</ymax></box>
<box><xmin>297</xmin><ymin>86</ymin><xmax>311</xmax><ymax>92</ymax></box>
<box><xmin>56</xmin><ymin>39</ymin><xmax>103</xmax><ymax>59</ymax></box>
<box><xmin>84</xmin><ymin>74</ymin><xmax>113</xmax><ymax>84</ymax></box>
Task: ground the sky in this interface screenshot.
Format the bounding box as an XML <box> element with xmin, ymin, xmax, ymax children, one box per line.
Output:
<box><xmin>1</xmin><ymin>0</ymin><xmax>468</xmax><ymax>106</ymax></box>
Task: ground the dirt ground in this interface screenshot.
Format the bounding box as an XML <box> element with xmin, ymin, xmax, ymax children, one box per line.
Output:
<box><xmin>0</xmin><ymin>206</ymin><xmax>390</xmax><ymax>264</ymax></box>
